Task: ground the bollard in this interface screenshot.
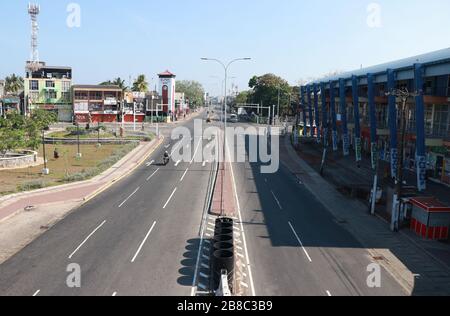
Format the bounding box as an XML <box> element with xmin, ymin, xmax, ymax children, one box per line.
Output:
<box><xmin>213</xmin><ymin>241</ymin><xmax>234</xmax><ymax>253</ymax></box>
<box><xmin>213</xmin><ymin>234</ymin><xmax>233</xmax><ymax>244</ymax></box>
<box><xmin>214</xmin><ymin>228</ymin><xmax>233</xmax><ymax>239</ymax></box>
<box><xmin>212</xmin><ymin>250</ymin><xmax>234</xmax><ymax>291</ymax></box>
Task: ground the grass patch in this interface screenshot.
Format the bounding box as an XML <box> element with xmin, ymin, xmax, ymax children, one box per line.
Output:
<box><xmin>0</xmin><ymin>142</ymin><xmax>138</xmax><ymax>196</ymax></box>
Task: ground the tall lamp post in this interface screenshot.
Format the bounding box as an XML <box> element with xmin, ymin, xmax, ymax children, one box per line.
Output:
<box><xmin>42</xmin><ymin>129</ymin><xmax>49</xmax><ymax>175</ymax></box>
<box><xmin>201</xmin><ymin>57</ymin><xmax>251</xmax><ymax>216</ymax></box>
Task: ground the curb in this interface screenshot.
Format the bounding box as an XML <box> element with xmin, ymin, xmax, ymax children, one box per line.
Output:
<box><xmin>81</xmin><ymin>136</ymin><xmax>164</xmax><ymax>205</ymax></box>
<box><xmin>0</xmin><ymin>137</ymin><xmax>164</xmax><ymax>223</ymax></box>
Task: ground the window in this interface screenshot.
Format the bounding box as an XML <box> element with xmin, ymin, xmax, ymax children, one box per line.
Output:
<box><xmin>29</xmin><ymin>91</ymin><xmax>39</xmax><ymax>101</ymax></box>
<box><xmin>46</xmin><ymin>81</ymin><xmax>55</xmax><ymax>88</ymax></box>
<box><xmin>90</xmin><ymin>91</ymin><xmax>102</xmax><ymax>100</ymax></box>
<box><xmin>45</xmin><ymin>90</ymin><xmax>57</xmax><ymax>100</ymax></box>
<box><xmin>433</xmin><ymin>105</ymin><xmax>449</xmax><ymax>138</ymax></box>
<box><xmin>74</xmin><ymin>91</ymin><xmax>88</xmax><ymax>100</ymax></box>
<box><xmin>61</xmin><ymin>92</ymin><xmax>71</xmax><ymax>101</ymax></box>
<box><xmin>61</xmin><ymin>81</ymin><xmax>71</xmax><ymax>92</ymax></box>
<box><xmin>30</xmin><ymin>80</ymin><xmax>39</xmax><ymax>91</ymax></box>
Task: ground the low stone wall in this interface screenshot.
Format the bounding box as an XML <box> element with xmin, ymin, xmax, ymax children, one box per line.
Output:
<box><xmin>0</xmin><ymin>151</ymin><xmax>38</xmax><ymax>169</ymax></box>
<box><xmin>44</xmin><ymin>138</ymin><xmax>140</xmax><ymax>145</ymax></box>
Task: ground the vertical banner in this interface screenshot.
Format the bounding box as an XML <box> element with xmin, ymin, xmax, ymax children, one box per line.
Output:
<box><xmin>367</xmin><ymin>73</ymin><xmax>378</xmax><ymax>170</ymax></box>
<box><xmin>300</xmin><ymin>86</ymin><xmax>308</xmax><ymax>136</ymax></box>
<box><xmin>339</xmin><ymin>78</ymin><xmax>350</xmax><ymax>156</ymax></box>
<box><xmin>307</xmin><ymin>85</ymin><xmax>314</xmax><ymax>137</ymax></box>
<box><xmin>313</xmin><ymin>84</ymin><xmax>321</xmax><ymax>143</ymax></box>
<box><xmin>414</xmin><ymin>64</ymin><xmax>427</xmax><ymax>191</ymax></box>
<box><xmin>387</xmin><ymin>69</ymin><xmax>398</xmax><ymax>179</ymax></box>
<box><xmin>329</xmin><ymin>81</ymin><xmax>338</xmax><ymax>151</ymax></box>
<box><xmin>320</xmin><ymin>82</ymin><xmax>328</xmax><ymax>147</ymax></box>
<box><xmin>352</xmin><ymin>76</ymin><xmax>362</xmax><ymax>162</ymax></box>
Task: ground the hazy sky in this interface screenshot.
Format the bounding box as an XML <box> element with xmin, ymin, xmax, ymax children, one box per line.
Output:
<box><xmin>1</xmin><ymin>0</ymin><xmax>450</xmax><ymax>95</ymax></box>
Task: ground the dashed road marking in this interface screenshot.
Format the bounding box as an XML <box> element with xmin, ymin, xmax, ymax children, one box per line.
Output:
<box><xmin>32</xmin><ymin>290</ymin><xmax>40</xmax><ymax>297</ymax></box>
<box><xmin>163</xmin><ymin>188</ymin><xmax>177</xmax><ymax>209</ymax></box>
<box><xmin>288</xmin><ymin>221</ymin><xmax>312</xmax><ymax>263</ymax></box>
<box><xmin>69</xmin><ymin>220</ymin><xmax>107</xmax><ymax>259</ymax></box>
<box><xmin>118</xmin><ymin>187</ymin><xmax>140</xmax><ymax>208</ymax></box>
<box><xmin>131</xmin><ymin>221</ymin><xmax>157</xmax><ymax>263</ymax></box>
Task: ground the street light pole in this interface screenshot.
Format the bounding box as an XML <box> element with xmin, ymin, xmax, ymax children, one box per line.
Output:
<box><xmin>201</xmin><ymin>57</ymin><xmax>251</xmax><ymax>216</ymax></box>
<box><xmin>42</xmin><ymin>129</ymin><xmax>49</xmax><ymax>175</ymax></box>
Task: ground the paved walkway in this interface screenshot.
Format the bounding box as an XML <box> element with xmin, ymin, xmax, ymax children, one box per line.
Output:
<box><xmin>0</xmin><ymin>137</ymin><xmax>163</xmax><ymax>223</ymax></box>
<box><xmin>280</xmin><ymin>134</ymin><xmax>450</xmax><ymax>296</ymax></box>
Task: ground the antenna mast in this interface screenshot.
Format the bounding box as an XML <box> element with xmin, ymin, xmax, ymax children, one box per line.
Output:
<box><xmin>27</xmin><ymin>3</ymin><xmax>41</xmax><ymax>71</ymax></box>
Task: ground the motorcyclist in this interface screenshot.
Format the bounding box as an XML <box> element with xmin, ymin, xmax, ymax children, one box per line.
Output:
<box><xmin>163</xmin><ymin>151</ymin><xmax>170</xmax><ymax>164</ymax></box>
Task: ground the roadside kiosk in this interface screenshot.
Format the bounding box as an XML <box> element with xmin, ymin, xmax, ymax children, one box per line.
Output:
<box><xmin>410</xmin><ymin>197</ymin><xmax>450</xmax><ymax>240</ymax></box>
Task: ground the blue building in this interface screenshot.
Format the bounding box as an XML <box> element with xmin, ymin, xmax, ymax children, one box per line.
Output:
<box><xmin>301</xmin><ymin>48</ymin><xmax>450</xmax><ymax>190</ymax></box>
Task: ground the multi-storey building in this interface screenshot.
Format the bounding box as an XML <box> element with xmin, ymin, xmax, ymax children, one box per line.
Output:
<box><xmin>24</xmin><ymin>62</ymin><xmax>72</xmax><ymax>121</ymax></box>
<box><xmin>301</xmin><ymin>48</ymin><xmax>450</xmax><ymax>188</ymax></box>
<box><xmin>72</xmin><ymin>85</ymin><xmax>123</xmax><ymax>123</ymax></box>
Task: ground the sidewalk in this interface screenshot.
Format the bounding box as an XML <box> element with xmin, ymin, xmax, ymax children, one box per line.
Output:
<box><xmin>0</xmin><ymin>137</ymin><xmax>163</xmax><ymax>264</ymax></box>
<box><xmin>280</xmin><ymin>134</ymin><xmax>450</xmax><ymax>296</ymax></box>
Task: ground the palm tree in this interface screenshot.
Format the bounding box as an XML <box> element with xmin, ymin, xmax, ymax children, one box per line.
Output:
<box><xmin>5</xmin><ymin>74</ymin><xmax>24</xmax><ymax>95</ymax></box>
<box><xmin>100</xmin><ymin>77</ymin><xmax>128</xmax><ymax>92</ymax></box>
<box><xmin>132</xmin><ymin>75</ymin><xmax>148</xmax><ymax>93</ymax></box>
<box><xmin>112</xmin><ymin>77</ymin><xmax>127</xmax><ymax>92</ymax></box>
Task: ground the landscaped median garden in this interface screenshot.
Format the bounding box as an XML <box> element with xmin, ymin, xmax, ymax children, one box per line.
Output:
<box><xmin>0</xmin><ymin>111</ymin><xmax>154</xmax><ymax>196</ymax></box>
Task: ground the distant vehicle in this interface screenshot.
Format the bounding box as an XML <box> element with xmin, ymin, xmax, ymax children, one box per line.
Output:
<box><xmin>238</xmin><ymin>114</ymin><xmax>251</xmax><ymax>122</ymax></box>
<box><xmin>227</xmin><ymin>114</ymin><xmax>238</xmax><ymax>123</ymax></box>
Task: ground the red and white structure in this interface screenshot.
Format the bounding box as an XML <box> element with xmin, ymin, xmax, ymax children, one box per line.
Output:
<box><xmin>158</xmin><ymin>70</ymin><xmax>176</xmax><ymax>118</ymax></box>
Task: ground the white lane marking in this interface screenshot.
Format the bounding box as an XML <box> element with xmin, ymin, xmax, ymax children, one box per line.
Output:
<box><xmin>32</xmin><ymin>290</ymin><xmax>41</xmax><ymax>296</ymax></box>
<box><xmin>164</xmin><ymin>144</ymin><xmax>171</xmax><ymax>149</ymax></box>
<box><xmin>131</xmin><ymin>221</ymin><xmax>157</xmax><ymax>263</ymax></box>
<box><xmin>146</xmin><ymin>160</ymin><xmax>154</xmax><ymax>167</ymax></box>
<box><xmin>271</xmin><ymin>190</ymin><xmax>283</xmax><ymax>210</ymax></box>
<box><xmin>201</xmin><ymin>263</ymin><xmax>209</xmax><ymax>269</ymax></box>
<box><xmin>112</xmin><ymin>292</ymin><xmax>117</xmax><ymax>297</ymax></box>
<box><xmin>190</xmin><ymin>139</ymin><xmax>202</xmax><ymax>164</ymax></box>
<box><xmin>326</xmin><ymin>290</ymin><xmax>332</xmax><ymax>296</ymax></box>
<box><xmin>118</xmin><ymin>187</ymin><xmax>140</xmax><ymax>208</ymax></box>
<box><xmin>170</xmin><ymin>141</ymin><xmax>183</xmax><ymax>157</ymax></box>
<box><xmin>174</xmin><ymin>160</ymin><xmax>181</xmax><ymax>167</ymax></box>
<box><xmin>146</xmin><ymin>168</ymin><xmax>160</xmax><ymax>181</ymax></box>
<box><xmin>202</xmin><ymin>160</ymin><xmax>208</xmax><ymax>167</ymax></box>
<box><xmin>288</xmin><ymin>221</ymin><xmax>312</xmax><ymax>263</ymax></box>
<box><xmin>163</xmin><ymin>188</ymin><xmax>177</xmax><ymax>209</ymax></box>
<box><xmin>68</xmin><ymin>220</ymin><xmax>107</xmax><ymax>259</ymax></box>
<box><xmin>180</xmin><ymin>168</ymin><xmax>189</xmax><ymax>182</ymax></box>
<box><xmin>199</xmin><ymin>272</ymin><xmax>209</xmax><ymax>278</ymax></box>
<box><xmin>226</xmin><ymin>139</ymin><xmax>256</xmax><ymax>296</ymax></box>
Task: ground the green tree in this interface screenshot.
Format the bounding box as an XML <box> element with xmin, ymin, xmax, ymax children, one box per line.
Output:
<box><xmin>0</xmin><ymin>112</ymin><xmax>26</xmax><ymax>156</ymax></box>
<box><xmin>248</xmin><ymin>74</ymin><xmax>292</xmax><ymax>115</ymax></box>
<box><xmin>4</xmin><ymin>74</ymin><xmax>24</xmax><ymax>95</ymax></box>
<box><xmin>132</xmin><ymin>75</ymin><xmax>149</xmax><ymax>92</ymax></box>
<box><xmin>235</xmin><ymin>91</ymin><xmax>252</xmax><ymax>105</ymax></box>
<box><xmin>176</xmin><ymin>80</ymin><xmax>205</xmax><ymax>108</ymax></box>
<box><xmin>100</xmin><ymin>77</ymin><xmax>128</xmax><ymax>92</ymax></box>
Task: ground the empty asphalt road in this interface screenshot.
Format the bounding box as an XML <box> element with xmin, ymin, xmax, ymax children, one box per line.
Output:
<box><xmin>0</xmin><ymin>115</ymin><xmax>214</xmax><ymax>296</ymax></box>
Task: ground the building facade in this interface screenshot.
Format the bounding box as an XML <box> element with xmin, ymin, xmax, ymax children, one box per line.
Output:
<box><xmin>301</xmin><ymin>48</ymin><xmax>450</xmax><ymax>189</ymax></box>
<box><xmin>24</xmin><ymin>62</ymin><xmax>72</xmax><ymax>121</ymax></box>
<box><xmin>72</xmin><ymin>85</ymin><xmax>123</xmax><ymax>123</ymax></box>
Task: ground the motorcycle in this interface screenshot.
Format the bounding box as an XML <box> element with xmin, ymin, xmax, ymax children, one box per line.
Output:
<box><xmin>163</xmin><ymin>155</ymin><xmax>170</xmax><ymax>165</ymax></box>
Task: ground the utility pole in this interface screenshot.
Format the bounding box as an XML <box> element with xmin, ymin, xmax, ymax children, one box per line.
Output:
<box><xmin>386</xmin><ymin>88</ymin><xmax>415</xmax><ymax>232</ymax></box>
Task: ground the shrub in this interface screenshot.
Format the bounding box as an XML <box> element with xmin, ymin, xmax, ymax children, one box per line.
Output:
<box><xmin>17</xmin><ymin>180</ymin><xmax>46</xmax><ymax>192</ymax></box>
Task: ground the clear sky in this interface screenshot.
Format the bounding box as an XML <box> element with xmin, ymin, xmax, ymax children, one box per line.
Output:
<box><xmin>1</xmin><ymin>0</ymin><xmax>450</xmax><ymax>95</ymax></box>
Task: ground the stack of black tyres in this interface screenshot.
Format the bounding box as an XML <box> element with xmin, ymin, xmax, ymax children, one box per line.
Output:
<box><xmin>212</xmin><ymin>217</ymin><xmax>234</xmax><ymax>292</ymax></box>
